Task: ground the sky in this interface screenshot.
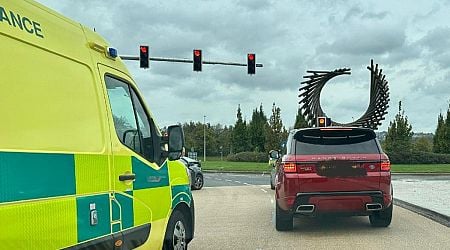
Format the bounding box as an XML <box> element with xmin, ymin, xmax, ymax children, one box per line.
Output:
<box><xmin>35</xmin><ymin>0</ymin><xmax>450</xmax><ymax>133</ymax></box>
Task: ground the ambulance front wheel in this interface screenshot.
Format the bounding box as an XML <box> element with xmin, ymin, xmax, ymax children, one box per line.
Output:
<box><xmin>163</xmin><ymin>210</ymin><xmax>190</xmax><ymax>250</ymax></box>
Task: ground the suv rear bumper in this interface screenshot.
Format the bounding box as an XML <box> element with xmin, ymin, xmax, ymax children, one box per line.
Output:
<box><xmin>288</xmin><ymin>190</ymin><xmax>391</xmax><ymax>216</ymax></box>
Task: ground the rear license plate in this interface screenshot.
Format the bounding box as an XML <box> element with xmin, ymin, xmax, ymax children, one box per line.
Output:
<box><xmin>316</xmin><ymin>161</ymin><xmax>367</xmax><ymax>177</ymax></box>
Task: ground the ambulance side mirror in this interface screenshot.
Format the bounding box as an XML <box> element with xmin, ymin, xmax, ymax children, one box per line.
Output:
<box><xmin>167</xmin><ymin>125</ymin><xmax>184</xmax><ymax>160</ymax></box>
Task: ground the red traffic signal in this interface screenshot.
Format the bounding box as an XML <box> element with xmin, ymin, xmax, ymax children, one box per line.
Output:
<box><xmin>247</xmin><ymin>53</ymin><xmax>255</xmax><ymax>74</ymax></box>
<box><xmin>139</xmin><ymin>45</ymin><xmax>149</xmax><ymax>68</ymax></box>
<box><xmin>193</xmin><ymin>49</ymin><xmax>202</xmax><ymax>71</ymax></box>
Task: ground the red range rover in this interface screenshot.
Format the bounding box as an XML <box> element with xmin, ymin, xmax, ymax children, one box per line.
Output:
<box><xmin>273</xmin><ymin>127</ymin><xmax>392</xmax><ymax>231</ymax></box>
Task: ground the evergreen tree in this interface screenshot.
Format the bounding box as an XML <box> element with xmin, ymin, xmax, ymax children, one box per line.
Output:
<box><xmin>265</xmin><ymin>103</ymin><xmax>286</xmax><ymax>151</ymax></box>
<box><xmin>433</xmin><ymin>113</ymin><xmax>446</xmax><ymax>153</ymax></box>
<box><xmin>294</xmin><ymin>108</ymin><xmax>309</xmax><ymax>129</ymax></box>
<box><xmin>444</xmin><ymin>106</ymin><xmax>450</xmax><ymax>153</ymax></box>
<box><xmin>383</xmin><ymin>101</ymin><xmax>413</xmax><ymax>153</ymax></box>
<box><xmin>248</xmin><ymin>104</ymin><xmax>268</xmax><ymax>152</ymax></box>
<box><xmin>232</xmin><ymin>105</ymin><xmax>250</xmax><ymax>153</ymax></box>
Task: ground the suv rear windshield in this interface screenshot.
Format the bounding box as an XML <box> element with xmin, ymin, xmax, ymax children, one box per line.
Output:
<box><xmin>293</xmin><ymin>128</ymin><xmax>380</xmax><ymax>155</ymax></box>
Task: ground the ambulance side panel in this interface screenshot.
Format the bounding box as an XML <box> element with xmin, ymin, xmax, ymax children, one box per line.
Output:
<box><xmin>0</xmin><ymin>1</ymin><xmax>112</xmax><ymax>249</ymax></box>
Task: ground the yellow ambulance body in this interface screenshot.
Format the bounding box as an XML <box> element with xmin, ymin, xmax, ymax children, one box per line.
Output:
<box><xmin>0</xmin><ymin>1</ymin><xmax>194</xmax><ymax>249</ymax></box>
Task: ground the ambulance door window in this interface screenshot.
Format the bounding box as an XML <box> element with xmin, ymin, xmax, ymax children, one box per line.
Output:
<box><xmin>105</xmin><ymin>76</ymin><xmax>142</xmax><ymax>154</ymax></box>
<box><xmin>130</xmin><ymin>88</ymin><xmax>155</xmax><ymax>162</ymax></box>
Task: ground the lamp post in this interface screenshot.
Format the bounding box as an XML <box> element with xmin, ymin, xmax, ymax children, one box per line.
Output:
<box><xmin>203</xmin><ymin>115</ymin><xmax>206</xmax><ymax>162</ymax></box>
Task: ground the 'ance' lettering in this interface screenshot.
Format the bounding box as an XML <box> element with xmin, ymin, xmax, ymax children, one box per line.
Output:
<box><xmin>0</xmin><ymin>6</ymin><xmax>44</xmax><ymax>38</ymax></box>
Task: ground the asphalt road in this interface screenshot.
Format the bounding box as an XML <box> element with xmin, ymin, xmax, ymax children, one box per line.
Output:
<box><xmin>190</xmin><ymin>174</ymin><xmax>450</xmax><ymax>249</ymax></box>
<box><xmin>203</xmin><ymin>172</ymin><xmax>269</xmax><ymax>187</ymax></box>
<box><xmin>203</xmin><ymin>172</ymin><xmax>450</xmax><ymax>187</ymax></box>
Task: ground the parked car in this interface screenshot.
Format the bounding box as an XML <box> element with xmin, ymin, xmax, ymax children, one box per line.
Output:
<box><xmin>180</xmin><ymin>157</ymin><xmax>204</xmax><ymax>190</ymax></box>
<box><xmin>272</xmin><ymin>127</ymin><xmax>392</xmax><ymax>231</ymax></box>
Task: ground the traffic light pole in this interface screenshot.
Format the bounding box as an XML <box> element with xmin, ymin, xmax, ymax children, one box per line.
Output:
<box><xmin>119</xmin><ymin>55</ymin><xmax>263</xmax><ymax>68</ymax></box>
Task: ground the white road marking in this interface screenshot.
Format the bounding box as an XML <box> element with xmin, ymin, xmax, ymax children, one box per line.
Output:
<box><xmin>226</xmin><ymin>179</ymin><xmax>232</xmax><ymax>182</ymax></box>
<box><xmin>260</xmin><ymin>189</ymin><xmax>267</xmax><ymax>193</ymax></box>
<box><xmin>215</xmin><ymin>178</ymin><xmax>222</xmax><ymax>181</ymax></box>
<box><xmin>244</xmin><ymin>183</ymin><xmax>251</xmax><ymax>186</ymax></box>
<box><xmin>234</xmin><ymin>181</ymin><xmax>241</xmax><ymax>183</ymax></box>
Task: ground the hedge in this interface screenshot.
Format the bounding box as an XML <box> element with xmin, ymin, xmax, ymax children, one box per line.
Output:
<box><xmin>386</xmin><ymin>150</ymin><xmax>450</xmax><ymax>164</ymax></box>
<box><xmin>226</xmin><ymin>151</ymin><xmax>268</xmax><ymax>162</ymax></box>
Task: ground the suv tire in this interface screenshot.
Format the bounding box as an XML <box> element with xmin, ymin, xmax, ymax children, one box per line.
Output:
<box><xmin>275</xmin><ymin>201</ymin><xmax>293</xmax><ymax>231</ymax></box>
<box><xmin>369</xmin><ymin>203</ymin><xmax>393</xmax><ymax>227</ymax></box>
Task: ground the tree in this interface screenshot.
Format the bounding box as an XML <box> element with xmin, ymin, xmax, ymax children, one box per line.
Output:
<box><xmin>248</xmin><ymin>104</ymin><xmax>268</xmax><ymax>152</ymax></box>
<box><xmin>217</xmin><ymin>125</ymin><xmax>233</xmax><ymax>156</ymax></box>
<box><xmin>294</xmin><ymin>108</ymin><xmax>309</xmax><ymax>129</ymax></box>
<box><xmin>232</xmin><ymin>105</ymin><xmax>250</xmax><ymax>153</ymax></box>
<box><xmin>265</xmin><ymin>103</ymin><xmax>286</xmax><ymax>151</ymax></box>
<box><xmin>445</xmin><ymin>106</ymin><xmax>450</xmax><ymax>153</ymax></box>
<box><xmin>182</xmin><ymin>122</ymin><xmax>233</xmax><ymax>157</ymax></box>
<box><xmin>433</xmin><ymin>113</ymin><xmax>446</xmax><ymax>153</ymax></box>
<box><xmin>182</xmin><ymin>121</ymin><xmax>204</xmax><ymax>155</ymax></box>
<box><xmin>414</xmin><ymin>137</ymin><xmax>432</xmax><ymax>152</ymax></box>
<box><xmin>383</xmin><ymin>101</ymin><xmax>413</xmax><ymax>153</ymax></box>
<box><xmin>433</xmin><ymin>104</ymin><xmax>450</xmax><ymax>154</ymax></box>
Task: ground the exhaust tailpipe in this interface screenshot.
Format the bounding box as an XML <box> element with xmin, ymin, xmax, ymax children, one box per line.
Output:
<box><xmin>296</xmin><ymin>204</ymin><xmax>315</xmax><ymax>213</ymax></box>
<box><xmin>366</xmin><ymin>203</ymin><xmax>382</xmax><ymax>211</ymax></box>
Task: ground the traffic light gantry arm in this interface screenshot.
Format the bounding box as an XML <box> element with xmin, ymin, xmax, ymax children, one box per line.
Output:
<box><xmin>120</xmin><ymin>55</ymin><xmax>263</xmax><ymax>67</ymax></box>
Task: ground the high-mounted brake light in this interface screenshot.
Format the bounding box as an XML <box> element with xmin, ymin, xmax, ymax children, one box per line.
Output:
<box><xmin>317</xmin><ymin>116</ymin><xmax>331</xmax><ymax>127</ymax></box>
<box><xmin>381</xmin><ymin>161</ymin><xmax>391</xmax><ymax>171</ymax></box>
<box><xmin>283</xmin><ymin>163</ymin><xmax>297</xmax><ymax>173</ymax></box>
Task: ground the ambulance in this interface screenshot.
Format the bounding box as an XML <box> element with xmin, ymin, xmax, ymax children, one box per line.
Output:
<box><xmin>0</xmin><ymin>1</ymin><xmax>194</xmax><ymax>249</ymax></box>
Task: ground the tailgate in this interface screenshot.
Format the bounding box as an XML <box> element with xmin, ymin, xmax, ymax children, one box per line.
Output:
<box><xmin>296</xmin><ymin>154</ymin><xmax>381</xmax><ymax>192</ymax></box>
<box><xmin>293</xmin><ymin>128</ymin><xmax>382</xmax><ymax>192</ymax></box>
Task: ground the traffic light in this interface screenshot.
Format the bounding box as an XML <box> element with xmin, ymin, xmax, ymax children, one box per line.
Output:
<box><xmin>193</xmin><ymin>49</ymin><xmax>202</xmax><ymax>71</ymax></box>
<box><xmin>317</xmin><ymin>117</ymin><xmax>332</xmax><ymax>127</ymax></box>
<box><xmin>247</xmin><ymin>53</ymin><xmax>255</xmax><ymax>74</ymax></box>
<box><xmin>139</xmin><ymin>45</ymin><xmax>149</xmax><ymax>68</ymax></box>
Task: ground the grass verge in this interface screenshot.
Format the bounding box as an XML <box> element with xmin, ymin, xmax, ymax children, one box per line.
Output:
<box><xmin>391</xmin><ymin>164</ymin><xmax>450</xmax><ymax>173</ymax></box>
<box><xmin>201</xmin><ymin>160</ymin><xmax>450</xmax><ymax>173</ymax></box>
<box><xmin>202</xmin><ymin>160</ymin><xmax>270</xmax><ymax>172</ymax></box>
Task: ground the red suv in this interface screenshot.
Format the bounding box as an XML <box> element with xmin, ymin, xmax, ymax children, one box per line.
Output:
<box><xmin>272</xmin><ymin>127</ymin><xmax>392</xmax><ymax>231</ymax></box>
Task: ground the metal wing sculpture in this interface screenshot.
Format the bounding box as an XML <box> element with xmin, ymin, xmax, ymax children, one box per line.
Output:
<box><xmin>298</xmin><ymin>60</ymin><xmax>390</xmax><ymax>130</ymax></box>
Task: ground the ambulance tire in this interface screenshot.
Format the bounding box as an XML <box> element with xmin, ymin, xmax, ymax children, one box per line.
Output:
<box><xmin>163</xmin><ymin>210</ymin><xmax>190</xmax><ymax>250</ymax></box>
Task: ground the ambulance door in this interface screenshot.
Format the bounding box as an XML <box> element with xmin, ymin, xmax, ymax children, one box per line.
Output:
<box><xmin>98</xmin><ymin>64</ymin><xmax>170</xmax><ymax>249</ymax></box>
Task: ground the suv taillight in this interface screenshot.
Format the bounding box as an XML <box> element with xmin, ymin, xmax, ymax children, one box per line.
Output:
<box><xmin>282</xmin><ymin>163</ymin><xmax>316</xmax><ymax>174</ymax></box>
<box><xmin>282</xmin><ymin>163</ymin><xmax>297</xmax><ymax>173</ymax></box>
<box><xmin>381</xmin><ymin>161</ymin><xmax>391</xmax><ymax>171</ymax></box>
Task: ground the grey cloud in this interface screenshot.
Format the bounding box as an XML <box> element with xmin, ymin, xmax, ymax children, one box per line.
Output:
<box><xmin>412</xmin><ymin>3</ymin><xmax>440</xmax><ymax>22</ymax></box>
<box><xmin>343</xmin><ymin>6</ymin><xmax>363</xmax><ymax>21</ymax></box>
<box><xmin>417</xmin><ymin>26</ymin><xmax>450</xmax><ymax>69</ymax></box>
<box><xmin>343</xmin><ymin>5</ymin><xmax>388</xmax><ymax>21</ymax></box>
<box><xmin>238</xmin><ymin>0</ymin><xmax>272</xmax><ymax>10</ymax></box>
<box><xmin>318</xmin><ymin>26</ymin><xmax>406</xmax><ymax>55</ymax></box>
<box><xmin>34</xmin><ymin>0</ymin><xmax>450</xmax><ymax>132</ymax></box>
<box><xmin>418</xmin><ymin>26</ymin><xmax>450</xmax><ymax>54</ymax></box>
<box><xmin>361</xmin><ymin>11</ymin><xmax>389</xmax><ymax>20</ymax></box>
